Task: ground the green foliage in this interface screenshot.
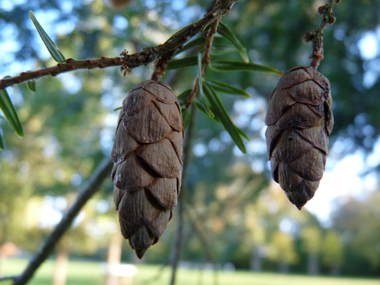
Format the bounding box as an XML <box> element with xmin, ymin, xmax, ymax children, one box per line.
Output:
<box><xmin>177</xmin><ymin>89</ymin><xmax>192</xmax><ymax>106</ymax></box>
<box><xmin>166</xmin><ymin>56</ymin><xmax>198</xmax><ymax>70</ymax></box>
<box><xmin>267</xmin><ymin>231</ymin><xmax>298</xmax><ymax>265</ymax></box>
<box><xmin>29</xmin><ymin>11</ymin><xmax>66</xmax><ymax>63</ymax></box>
<box><xmin>176</xmin><ymin>37</ymin><xmax>207</xmax><ymax>55</ymax></box>
<box><xmin>26</xmin><ymin>80</ymin><xmax>37</xmax><ymax>92</ymax></box>
<box><xmin>322</xmin><ymin>231</ymin><xmax>344</xmax><ymax>267</ymax></box>
<box><xmin>203</xmin><ymin>83</ymin><xmax>246</xmax><ymax>153</ymax></box>
<box><xmin>0</xmin><ymin>89</ymin><xmax>23</xmax><ymax>137</ymax></box>
<box><xmin>332</xmin><ymin>191</ymin><xmax>380</xmax><ymax>274</ymax></box>
<box><xmin>206</xmin><ymin>79</ymin><xmax>251</xmax><ymax>98</ymax></box>
<box><xmin>210</xmin><ymin>61</ymin><xmax>283</xmax><ymax>75</ymax></box>
<box><xmin>217</xmin><ymin>22</ymin><xmax>249</xmax><ymax>63</ymax></box>
<box><xmin>300</xmin><ymin>226</ymin><xmax>322</xmax><ymax>255</ymax></box>
<box><xmin>181</xmin><ymin>108</ymin><xmax>190</xmax><ymax>128</ymax></box>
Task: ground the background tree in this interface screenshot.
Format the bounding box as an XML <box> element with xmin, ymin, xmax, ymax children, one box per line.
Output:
<box><xmin>300</xmin><ymin>226</ymin><xmax>322</xmax><ymax>275</ymax></box>
<box><xmin>267</xmin><ymin>231</ymin><xmax>298</xmax><ymax>273</ymax></box>
<box><xmin>321</xmin><ymin>230</ymin><xmax>344</xmax><ymax>275</ymax></box>
<box><xmin>0</xmin><ymin>0</ymin><xmax>380</xmax><ymax>284</ymax></box>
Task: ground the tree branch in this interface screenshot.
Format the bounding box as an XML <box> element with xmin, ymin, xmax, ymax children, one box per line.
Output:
<box><xmin>0</xmin><ymin>157</ymin><xmax>113</xmax><ymax>285</ymax></box>
<box><xmin>303</xmin><ymin>0</ymin><xmax>339</xmax><ymax>69</ymax></box>
<box><xmin>0</xmin><ymin>0</ymin><xmax>238</xmax><ymax>90</ymax></box>
<box><xmin>169</xmin><ymin>105</ymin><xmax>197</xmax><ymax>285</ymax></box>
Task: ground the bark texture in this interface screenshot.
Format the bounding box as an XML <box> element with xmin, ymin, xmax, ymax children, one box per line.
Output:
<box><xmin>265</xmin><ymin>66</ymin><xmax>333</xmax><ymax>209</ymax></box>
<box><xmin>111</xmin><ymin>80</ymin><xmax>184</xmax><ymax>258</ymax></box>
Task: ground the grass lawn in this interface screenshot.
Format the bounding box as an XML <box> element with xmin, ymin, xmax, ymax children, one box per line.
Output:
<box><xmin>1</xmin><ymin>258</ymin><xmax>379</xmax><ymax>285</ymax></box>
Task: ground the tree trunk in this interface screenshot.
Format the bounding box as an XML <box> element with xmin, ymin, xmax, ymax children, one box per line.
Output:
<box><xmin>0</xmin><ymin>252</ymin><xmax>4</xmax><ymax>277</ymax></box>
<box><xmin>330</xmin><ymin>263</ymin><xmax>340</xmax><ymax>276</ymax></box>
<box><xmin>52</xmin><ymin>241</ymin><xmax>69</xmax><ymax>285</ymax></box>
<box><xmin>105</xmin><ymin>232</ymin><xmax>123</xmax><ymax>285</ymax></box>
<box><xmin>278</xmin><ymin>261</ymin><xmax>289</xmax><ymax>273</ymax></box>
<box><xmin>307</xmin><ymin>254</ymin><xmax>319</xmax><ymax>275</ymax></box>
<box><xmin>250</xmin><ymin>247</ymin><xmax>262</xmax><ymax>271</ymax></box>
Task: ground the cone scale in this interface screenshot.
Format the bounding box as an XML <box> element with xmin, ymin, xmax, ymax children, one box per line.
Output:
<box><xmin>265</xmin><ymin>66</ymin><xmax>334</xmax><ymax>209</ymax></box>
<box><xmin>111</xmin><ymin>80</ymin><xmax>184</xmax><ymax>258</ymax></box>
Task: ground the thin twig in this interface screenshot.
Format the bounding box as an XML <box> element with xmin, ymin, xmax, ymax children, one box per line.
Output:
<box><xmin>303</xmin><ymin>0</ymin><xmax>339</xmax><ymax>69</ymax></box>
<box><xmin>0</xmin><ymin>157</ymin><xmax>113</xmax><ymax>285</ymax></box>
<box><xmin>185</xmin><ymin>16</ymin><xmax>221</xmax><ymax>109</ymax></box>
<box><xmin>169</xmin><ymin>106</ymin><xmax>197</xmax><ymax>285</ymax></box>
<box><xmin>151</xmin><ymin>49</ymin><xmax>177</xmax><ymax>81</ymax></box>
<box><xmin>0</xmin><ymin>0</ymin><xmax>238</xmax><ymax>90</ymax></box>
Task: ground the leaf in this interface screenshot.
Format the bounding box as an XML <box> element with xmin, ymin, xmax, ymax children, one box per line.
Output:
<box><xmin>211</xmin><ymin>37</ymin><xmax>236</xmax><ymax>55</ymax></box>
<box><xmin>203</xmin><ymin>83</ymin><xmax>246</xmax><ymax>153</ymax></box>
<box><xmin>113</xmin><ymin>106</ymin><xmax>122</xmax><ymax>111</ymax></box>
<box><xmin>176</xmin><ymin>37</ymin><xmax>207</xmax><ymax>55</ymax></box>
<box><xmin>0</xmin><ymin>89</ymin><xmax>24</xmax><ymax>137</ymax></box>
<box><xmin>217</xmin><ymin>22</ymin><xmax>249</xmax><ymax>63</ymax></box>
<box><xmin>210</xmin><ymin>61</ymin><xmax>284</xmax><ymax>75</ymax></box>
<box><xmin>206</xmin><ymin>79</ymin><xmax>251</xmax><ymax>98</ymax></box>
<box><xmin>166</xmin><ymin>56</ymin><xmax>198</xmax><ymax>70</ymax></box>
<box><xmin>29</xmin><ymin>10</ymin><xmax>66</xmax><ymax>63</ymax></box>
<box><xmin>177</xmin><ymin>89</ymin><xmax>192</xmax><ymax>106</ymax></box>
<box><xmin>194</xmin><ymin>99</ymin><xmax>250</xmax><ymax>142</ymax></box>
<box><xmin>197</xmin><ymin>52</ymin><xmax>214</xmax><ymax>118</ymax></box>
<box><xmin>213</xmin><ymin>36</ymin><xmax>235</xmax><ymax>47</ymax></box>
<box><xmin>209</xmin><ymin>47</ymin><xmax>238</xmax><ymax>56</ymax></box>
<box><xmin>0</xmin><ymin>131</ymin><xmax>4</xmax><ymax>150</ymax></box>
<box><xmin>181</xmin><ymin>108</ymin><xmax>190</xmax><ymax>128</ymax></box>
<box><xmin>236</xmin><ymin>127</ymin><xmax>250</xmax><ymax>141</ymax></box>
<box><xmin>27</xmin><ymin>80</ymin><xmax>36</xmax><ymax>92</ymax></box>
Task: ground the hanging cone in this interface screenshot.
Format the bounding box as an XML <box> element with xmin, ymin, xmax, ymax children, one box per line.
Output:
<box><xmin>265</xmin><ymin>66</ymin><xmax>334</xmax><ymax>209</ymax></box>
<box><xmin>111</xmin><ymin>80</ymin><xmax>184</xmax><ymax>258</ymax></box>
<box><xmin>102</xmin><ymin>0</ymin><xmax>132</xmax><ymax>10</ymax></box>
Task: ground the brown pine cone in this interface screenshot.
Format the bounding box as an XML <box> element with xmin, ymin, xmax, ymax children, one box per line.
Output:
<box><xmin>265</xmin><ymin>66</ymin><xmax>334</xmax><ymax>210</ymax></box>
<box><xmin>111</xmin><ymin>80</ymin><xmax>184</xmax><ymax>258</ymax></box>
<box><xmin>102</xmin><ymin>0</ymin><xmax>132</xmax><ymax>10</ymax></box>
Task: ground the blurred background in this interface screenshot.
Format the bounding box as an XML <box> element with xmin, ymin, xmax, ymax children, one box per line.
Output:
<box><xmin>0</xmin><ymin>0</ymin><xmax>379</xmax><ymax>284</ymax></box>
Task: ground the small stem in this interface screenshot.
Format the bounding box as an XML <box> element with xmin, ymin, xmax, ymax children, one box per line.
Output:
<box><xmin>303</xmin><ymin>0</ymin><xmax>338</xmax><ymax>69</ymax></box>
<box><xmin>151</xmin><ymin>49</ymin><xmax>177</xmax><ymax>81</ymax></box>
<box><xmin>185</xmin><ymin>77</ymin><xmax>199</xmax><ymax>109</ymax></box>
<box><xmin>184</xmin><ymin>16</ymin><xmax>221</xmax><ymax>108</ymax></box>
<box><xmin>201</xmin><ymin>16</ymin><xmax>221</xmax><ymax>77</ymax></box>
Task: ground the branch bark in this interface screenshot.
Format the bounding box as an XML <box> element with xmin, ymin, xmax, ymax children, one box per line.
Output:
<box><xmin>0</xmin><ymin>0</ymin><xmax>238</xmax><ymax>90</ymax></box>
<box><xmin>0</xmin><ymin>157</ymin><xmax>113</xmax><ymax>285</ymax></box>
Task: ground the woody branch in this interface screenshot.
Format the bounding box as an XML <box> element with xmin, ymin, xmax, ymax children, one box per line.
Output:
<box><xmin>0</xmin><ymin>0</ymin><xmax>238</xmax><ymax>90</ymax></box>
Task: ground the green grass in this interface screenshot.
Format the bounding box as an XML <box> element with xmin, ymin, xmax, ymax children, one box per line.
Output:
<box><xmin>1</xmin><ymin>258</ymin><xmax>379</xmax><ymax>285</ymax></box>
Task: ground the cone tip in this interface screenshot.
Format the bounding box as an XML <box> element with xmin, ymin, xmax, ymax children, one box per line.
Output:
<box><xmin>135</xmin><ymin>248</ymin><xmax>148</xmax><ymax>259</ymax></box>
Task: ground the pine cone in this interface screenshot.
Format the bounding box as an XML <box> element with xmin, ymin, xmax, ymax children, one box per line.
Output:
<box><xmin>102</xmin><ymin>0</ymin><xmax>132</xmax><ymax>9</ymax></box>
<box><xmin>265</xmin><ymin>66</ymin><xmax>334</xmax><ymax>209</ymax></box>
<box><xmin>111</xmin><ymin>80</ymin><xmax>184</xmax><ymax>258</ymax></box>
